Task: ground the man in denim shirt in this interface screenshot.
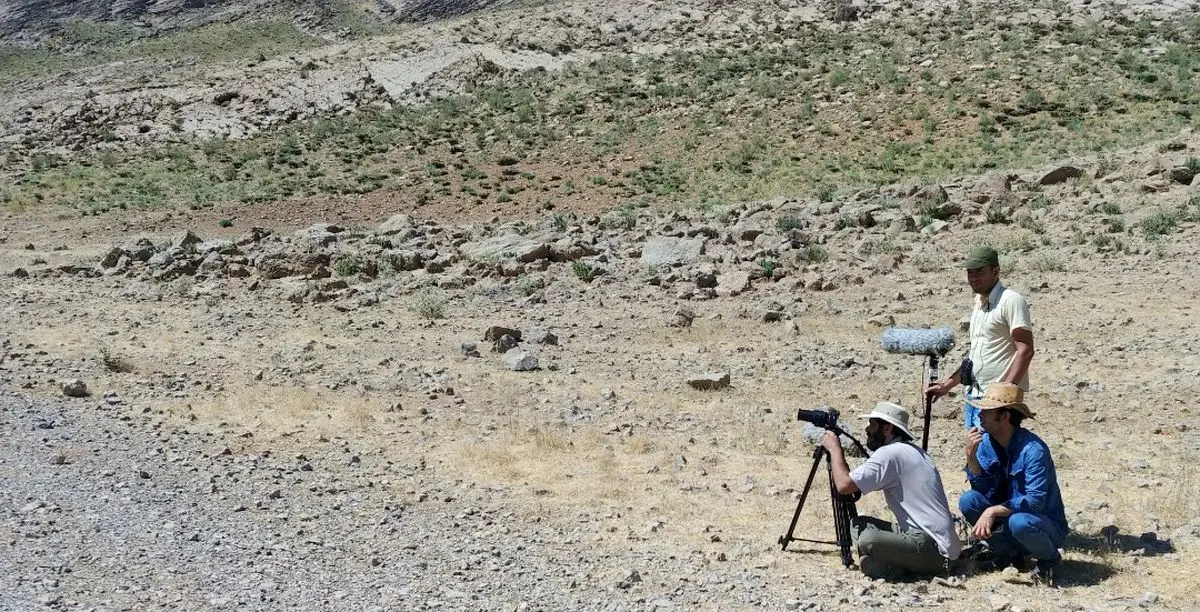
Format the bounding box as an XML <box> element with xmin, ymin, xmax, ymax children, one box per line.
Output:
<box><xmin>959</xmin><ymin>383</ymin><xmax>1067</xmax><ymax>586</ymax></box>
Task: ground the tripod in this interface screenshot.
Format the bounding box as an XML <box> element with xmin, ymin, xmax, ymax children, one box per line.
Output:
<box><xmin>777</xmin><ymin>433</ymin><xmax>868</xmax><ymax>567</ymax></box>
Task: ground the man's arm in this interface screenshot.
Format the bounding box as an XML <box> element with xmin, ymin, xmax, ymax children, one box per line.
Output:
<box><xmin>1005</xmin><ymin>444</ymin><xmax>1052</xmax><ymax>514</ymax></box>
<box><xmin>972</xmin><ymin>504</ymin><xmax>1014</xmax><ymax>540</ymax></box>
<box><xmin>820</xmin><ymin>431</ymin><xmax>861</xmax><ymax>495</ymax></box>
<box><xmin>1002</xmin><ymin>326</ymin><xmax>1034</xmax><ymax>385</ymax></box>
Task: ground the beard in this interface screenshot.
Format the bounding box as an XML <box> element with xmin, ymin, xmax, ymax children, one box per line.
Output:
<box><xmin>865</xmin><ymin>429</ymin><xmax>888</xmax><ymax>452</ymax></box>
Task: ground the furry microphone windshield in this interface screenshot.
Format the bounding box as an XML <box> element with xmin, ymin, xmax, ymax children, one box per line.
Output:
<box><xmin>880</xmin><ymin>327</ymin><xmax>955</xmax><ymax>356</ymax></box>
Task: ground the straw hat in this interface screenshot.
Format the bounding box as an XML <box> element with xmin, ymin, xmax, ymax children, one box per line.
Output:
<box><xmin>968</xmin><ymin>382</ymin><xmax>1035</xmax><ymax>418</ymax></box>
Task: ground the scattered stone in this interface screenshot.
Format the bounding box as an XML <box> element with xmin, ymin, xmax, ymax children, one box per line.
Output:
<box><xmin>61</xmin><ymin>379</ymin><xmax>89</xmax><ymax>398</ymax></box>
<box><xmin>616</xmin><ymin>569</ymin><xmax>642</xmax><ymax>589</ymax></box>
<box><xmin>483</xmin><ymin>326</ymin><xmax>523</xmax><ymax>343</ymax></box>
<box><xmin>526</xmin><ymin>330</ymin><xmax>558</xmax><ymax>345</ymax></box>
<box><xmin>687</xmin><ymin>372</ymin><xmax>730</xmax><ymax>391</ymax></box>
<box><xmin>460</xmin><ymin>341</ymin><xmax>481</xmax><ymax>358</ymax></box>
<box><xmin>755</xmin><ymin>300</ymin><xmax>785</xmax><ymax>322</ymax></box>
<box><xmin>502</xmin><ymin>349</ymin><xmax>538</xmax><ymax>371</ymax></box>
<box><xmin>668</xmin><ymin>306</ymin><xmax>695</xmax><ymax>328</ymax></box>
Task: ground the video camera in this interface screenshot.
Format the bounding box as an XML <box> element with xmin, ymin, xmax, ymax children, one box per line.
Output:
<box><xmin>796</xmin><ymin>407</ymin><xmax>841</xmax><ymax>431</ymax></box>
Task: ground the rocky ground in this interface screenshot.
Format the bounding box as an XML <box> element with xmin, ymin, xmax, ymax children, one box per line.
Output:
<box><xmin>3</xmin><ymin>139</ymin><xmax>1200</xmax><ymax>610</ymax></box>
<box><xmin>4</xmin><ymin>0</ymin><xmax>1200</xmax><ymax>611</ymax></box>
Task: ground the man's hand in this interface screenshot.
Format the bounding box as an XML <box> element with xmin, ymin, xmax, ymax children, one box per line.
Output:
<box><xmin>820</xmin><ymin>431</ymin><xmax>842</xmax><ymax>454</ymax></box>
<box><xmin>972</xmin><ymin>507</ymin><xmax>997</xmax><ymax>540</ymax></box>
<box><xmin>925</xmin><ymin>380</ymin><xmax>952</xmax><ymax>402</ymax></box>
<box><xmin>966</xmin><ymin>427</ymin><xmax>983</xmax><ymax>458</ymax></box>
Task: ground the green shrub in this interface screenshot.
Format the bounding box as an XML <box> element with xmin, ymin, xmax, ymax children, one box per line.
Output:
<box><xmin>571</xmin><ymin>261</ymin><xmax>604</xmax><ymax>282</ymax></box>
<box><xmin>1026</xmin><ymin>252</ymin><xmax>1065</xmax><ymax>272</ymax></box>
<box><xmin>777</xmin><ymin>216</ymin><xmax>803</xmax><ymax>231</ymax></box>
<box><xmin>1184</xmin><ymin>157</ymin><xmax>1200</xmax><ymax>175</ymax></box>
<box><xmin>1099</xmin><ymin>202</ymin><xmax>1122</xmax><ymax>215</ymax></box>
<box><xmin>515</xmin><ymin>275</ymin><xmax>544</xmax><ymax>296</ymax></box>
<box><xmin>332</xmin><ymin>255</ymin><xmax>361</xmax><ymax>276</ymax></box>
<box><xmin>1140</xmin><ymin>210</ymin><xmax>1178</xmax><ymax>236</ymax></box>
<box><xmin>100</xmin><ymin>348</ymin><xmax>135</xmax><ymax>373</ymax></box>
<box><xmin>799</xmin><ymin>245</ymin><xmax>829</xmax><ymax>264</ymax></box>
<box><xmin>411</xmin><ymin>287</ymin><xmax>447</xmax><ymax>320</ymax></box>
<box><xmin>986</xmin><ymin>207</ymin><xmax>1011</xmax><ymax>224</ymax></box>
<box><xmin>758</xmin><ymin>258</ymin><xmax>778</xmax><ymax>278</ymax></box>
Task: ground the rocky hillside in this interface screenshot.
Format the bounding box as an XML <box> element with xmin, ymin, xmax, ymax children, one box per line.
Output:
<box><xmin>2</xmin><ymin>0</ymin><xmax>1200</xmax><ymax>610</ymax></box>
<box><xmin>0</xmin><ymin>0</ymin><xmax>515</xmax><ymax>42</ymax></box>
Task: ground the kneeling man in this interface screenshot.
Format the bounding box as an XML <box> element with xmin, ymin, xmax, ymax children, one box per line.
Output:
<box><xmin>821</xmin><ymin>402</ymin><xmax>961</xmax><ymax>579</ymax></box>
<box><xmin>960</xmin><ymin>382</ymin><xmax>1067</xmax><ymax>586</ymax></box>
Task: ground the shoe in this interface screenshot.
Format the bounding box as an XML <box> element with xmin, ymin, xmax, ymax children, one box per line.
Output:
<box><xmin>858</xmin><ymin>555</ymin><xmax>908</xmax><ymax>581</ymax></box>
<box><xmin>1030</xmin><ymin>557</ymin><xmax>1060</xmax><ymax>587</ymax></box>
<box><xmin>972</xmin><ymin>549</ymin><xmax>1021</xmax><ymax>573</ymax></box>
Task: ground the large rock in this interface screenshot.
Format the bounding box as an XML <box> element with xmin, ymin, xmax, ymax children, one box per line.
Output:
<box><xmin>687</xmin><ymin>372</ymin><xmax>730</xmax><ymax>391</ymax></box>
<box><xmin>502</xmin><ymin>349</ymin><xmax>539</xmax><ymax>371</ymax></box>
<box><xmin>171</xmin><ymin>230</ymin><xmax>202</xmax><ymax>251</ymax></box>
<box><xmin>120</xmin><ymin>238</ymin><xmax>157</xmax><ymax>262</ymax></box>
<box><xmin>641</xmin><ymin>237</ymin><xmax>705</xmax><ymax>267</ymax></box>
<box><xmin>377</xmin><ymin>213</ymin><xmax>417</xmax><ymax>235</ymax></box>
<box><xmin>61</xmin><ymin>379</ymin><xmax>89</xmax><ymax>398</ymax></box>
<box><xmin>461</xmin><ymin>235</ymin><xmax>550</xmax><ymax>263</ymax></box>
<box><xmin>1038</xmin><ymin>165</ymin><xmax>1084</xmax><ymax>186</ymax></box>
<box><xmin>293</xmin><ymin>223</ymin><xmax>344</xmax><ymax>246</ymax></box>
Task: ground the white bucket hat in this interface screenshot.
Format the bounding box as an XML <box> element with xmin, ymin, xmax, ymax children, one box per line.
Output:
<box><xmin>859</xmin><ymin>402</ymin><xmax>915</xmax><ymax>440</ymax></box>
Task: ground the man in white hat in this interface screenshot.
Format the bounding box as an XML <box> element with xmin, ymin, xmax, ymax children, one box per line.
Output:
<box><xmin>960</xmin><ymin>382</ymin><xmax>1067</xmax><ymax>587</ymax></box>
<box><xmin>820</xmin><ymin>402</ymin><xmax>961</xmax><ymax>579</ymax></box>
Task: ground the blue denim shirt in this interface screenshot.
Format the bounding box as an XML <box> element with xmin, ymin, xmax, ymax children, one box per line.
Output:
<box><xmin>966</xmin><ymin>427</ymin><xmax>1068</xmax><ymax>533</ymax></box>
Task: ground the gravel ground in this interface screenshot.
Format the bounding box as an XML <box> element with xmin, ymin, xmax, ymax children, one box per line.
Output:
<box><xmin>2</xmin><ymin>391</ymin><xmax>852</xmax><ymax>612</ymax></box>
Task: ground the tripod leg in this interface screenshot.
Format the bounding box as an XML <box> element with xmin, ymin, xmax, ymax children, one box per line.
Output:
<box><xmin>827</xmin><ymin>454</ymin><xmax>856</xmax><ymax>567</ymax></box>
<box><xmin>779</xmin><ymin>446</ymin><xmax>825</xmax><ymax>550</ymax></box>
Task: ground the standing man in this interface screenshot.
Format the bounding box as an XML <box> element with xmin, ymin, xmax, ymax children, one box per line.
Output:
<box><xmin>926</xmin><ymin>246</ymin><xmax>1035</xmax><ymax>430</ymax></box>
<box><xmin>959</xmin><ymin>383</ymin><xmax>1067</xmax><ymax>586</ymax></box>
<box><xmin>820</xmin><ymin>402</ymin><xmax>961</xmax><ymax>579</ymax></box>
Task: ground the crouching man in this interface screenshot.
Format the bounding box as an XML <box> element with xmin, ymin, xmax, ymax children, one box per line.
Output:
<box><xmin>960</xmin><ymin>383</ymin><xmax>1068</xmax><ymax>586</ymax></box>
<box><xmin>820</xmin><ymin>402</ymin><xmax>961</xmax><ymax>579</ymax></box>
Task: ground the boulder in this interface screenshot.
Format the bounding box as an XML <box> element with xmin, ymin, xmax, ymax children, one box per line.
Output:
<box><xmin>641</xmin><ymin>237</ymin><xmax>705</xmax><ymax>267</ymax></box>
<box><xmin>61</xmin><ymin>379</ymin><xmax>89</xmax><ymax>398</ymax></box>
<box><xmin>687</xmin><ymin>372</ymin><xmax>730</xmax><ymax>391</ymax></box>
<box><xmin>461</xmin><ymin>235</ymin><xmax>550</xmax><ymax>263</ymax></box>
<box><xmin>1038</xmin><ymin>165</ymin><xmax>1084</xmax><ymax>186</ymax></box>
<box><xmin>502</xmin><ymin>349</ymin><xmax>539</xmax><ymax>372</ymax></box>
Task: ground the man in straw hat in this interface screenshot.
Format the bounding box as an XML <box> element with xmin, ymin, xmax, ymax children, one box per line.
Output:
<box><xmin>820</xmin><ymin>402</ymin><xmax>961</xmax><ymax>579</ymax></box>
<box><xmin>959</xmin><ymin>382</ymin><xmax>1067</xmax><ymax>586</ymax></box>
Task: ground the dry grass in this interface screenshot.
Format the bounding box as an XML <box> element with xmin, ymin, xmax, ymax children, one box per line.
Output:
<box><xmin>169</xmin><ymin>385</ymin><xmax>382</xmax><ymax>440</ymax></box>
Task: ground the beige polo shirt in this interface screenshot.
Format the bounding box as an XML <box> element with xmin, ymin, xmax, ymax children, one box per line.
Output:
<box><xmin>969</xmin><ymin>281</ymin><xmax>1032</xmax><ymax>392</ymax></box>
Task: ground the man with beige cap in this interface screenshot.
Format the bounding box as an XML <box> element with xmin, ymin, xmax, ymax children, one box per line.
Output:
<box><xmin>820</xmin><ymin>402</ymin><xmax>961</xmax><ymax>579</ymax></box>
<box><xmin>926</xmin><ymin>245</ymin><xmax>1035</xmax><ymax>430</ymax></box>
<box><xmin>959</xmin><ymin>382</ymin><xmax>1067</xmax><ymax>586</ymax></box>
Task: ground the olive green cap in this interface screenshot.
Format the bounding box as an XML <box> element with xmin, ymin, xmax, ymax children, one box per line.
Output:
<box><xmin>963</xmin><ymin>246</ymin><xmax>1000</xmax><ymax>270</ymax></box>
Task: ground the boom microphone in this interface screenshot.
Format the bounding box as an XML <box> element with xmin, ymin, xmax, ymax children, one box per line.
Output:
<box><xmin>881</xmin><ymin>327</ymin><xmax>955</xmax><ymax>356</ymax></box>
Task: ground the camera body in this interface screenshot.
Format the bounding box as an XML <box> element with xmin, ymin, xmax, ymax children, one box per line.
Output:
<box><xmin>796</xmin><ymin>407</ymin><xmax>840</xmax><ymax>430</ymax></box>
<box><xmin>959</xmin><ymin>357</ymin><xmax>975</xmax><ymax>390</ymax></box>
